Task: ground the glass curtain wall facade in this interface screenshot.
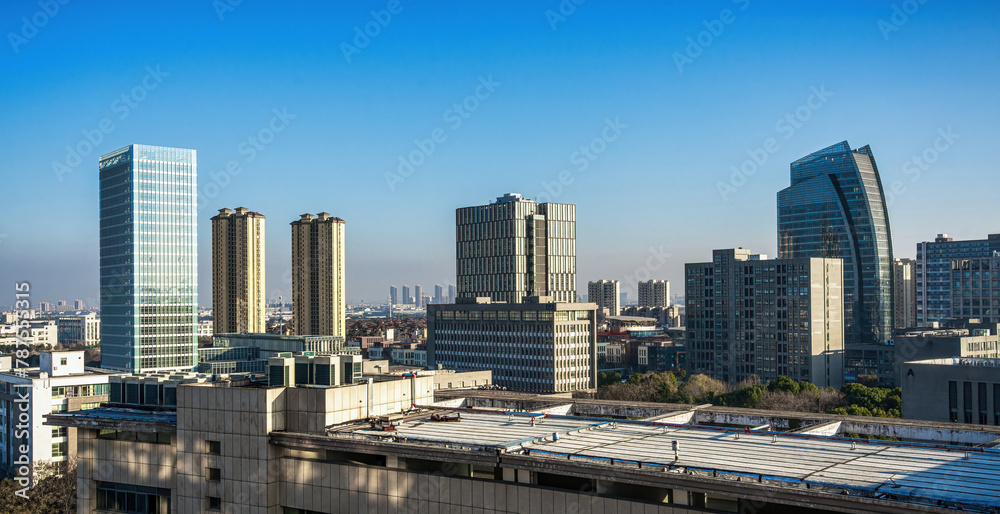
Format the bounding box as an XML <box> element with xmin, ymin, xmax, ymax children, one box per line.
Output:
<box><xmin>99</xmin><ymin>144</ymin><xmax>198</xmax><ymax>372</ymax></box>
<box><xmin>456</xmin><ymin>193</ymin><xmax>576</xmax><ymax>304</ymax></box>
<box><xmin>778</xmin><ymin>141</ymin><xmax>894</xmax><ymax>348</ymax></box>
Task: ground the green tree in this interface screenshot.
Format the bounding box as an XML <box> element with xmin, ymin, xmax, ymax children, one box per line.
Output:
<box><xmin>767</xmin><ymin>376</ymin><xmax>800</xmax><ymax>395</ymax></box>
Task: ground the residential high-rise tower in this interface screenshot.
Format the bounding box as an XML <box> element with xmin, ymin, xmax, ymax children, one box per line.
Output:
<box><xmin>638</xmin><ymin>279</ymin><xmax>670</xmax><ymax>307</ymax></box>
<box><xmin>587</xmin><ymin>280</ymin><xmax>620</xmax><ymax>317</ymax></box>
<box><xmin>291</xmin><ymin>213</ymin><xmax>346</xmax><ymax>337</ymax></box>
<box><xmin>893</xmin><ymin>258</ymin><xmax>917</xmax><ymax>329</ymax></box>
<box><xmin>212</xmin><ymin>207</ymin><xmax>266</xmax><ymax>334</ymax></box>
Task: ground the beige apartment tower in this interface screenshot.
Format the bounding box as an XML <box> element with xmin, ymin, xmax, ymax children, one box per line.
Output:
<box><xmin>211</xmin><ymin>207</ymin><xmax>266</xmax><ymax>334</ymax></box>
<box><xmin>638</xmin><ymin>279</ymin><xmax>670</xmax><ymax>307</ymax></box>
<box><xmin>893</xmin><ymin>258</ymin><xmax>917</xmax><ymax>329</ymax></box>
<box><xmin>291</xmin><ymin>213</ymin><xmax>346</xmax><ymax>337</ymax></box>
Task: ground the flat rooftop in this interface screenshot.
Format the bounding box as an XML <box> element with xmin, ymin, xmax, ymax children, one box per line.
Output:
<box><xmin>341</xmin><ymin>409</ymin><xmax>1000</xmax><ymax>510</ymax></box>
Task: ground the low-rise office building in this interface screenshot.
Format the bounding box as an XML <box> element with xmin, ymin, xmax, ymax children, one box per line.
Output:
<box><xmin>428</xmin><ymin>296</ymin><xmax>598</xmax><ymax>393</ymax></box>
<box><xmin>902</xmin><ymin>357</ymin><xmax>1000</xmax><ymax>425</ymax></box>
<box><xmin>0</xmin><ymin>351</ymin><xmax>122</xmax><ymax>477</ymax></box>
<box><xmin>55</xmin><ymin>313</ymin><xmax>101</xmax><ymax>345</ymax></box>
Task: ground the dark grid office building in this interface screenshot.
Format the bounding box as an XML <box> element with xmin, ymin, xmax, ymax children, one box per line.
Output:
<box><xmin>917</xmin><ymin>233</ymin><xmax>1000</xmax><ymax>326</ymax></box>
<box><xmin>950</xmin><ymin>256</ymin><xmax>1000</xmax><ymax>323</ymax></box>
<box><xmin>778</xmin><ymin>142</ymin><xmax>893</xmax><ymax>376</ymax></box>
<box><xmin>456</xmin><ymin>193</ymin><xmax>576</xmax><ymax>304</ymax></box>
<box><xmin>685</xmin><ymin>249</ymin><xmax>844</xmax><ymax>388</ymax></box>
<box><xmin>99</xmin><ymin>144</ymin><xmax>198</xmax><ymax>372</ymax></box>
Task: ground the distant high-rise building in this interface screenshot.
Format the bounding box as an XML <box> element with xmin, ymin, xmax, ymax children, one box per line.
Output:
<box><xmin>291</xmin><ymin>213</ymin><xmax>346</xmax><ymax>337</ymax></box>
<box><xmin>778</xmin><ymin>141</ymin><xmax>894</xmax><ymax>349</ymax></box>
<box><xmin>212</xmin><ymin>207</ymin><xmax>266</xmax><ymax>334</ymax></box>
<box><xmin>414</xmin><ymin>285</ymin><xmax>423</xmax><ymax>308</ymax></box>
<box><xmin>448</xmin><ymin>284</ymin><xmax>456</xmax><ymax>304</ymax></box>
<box><xmin>99</xmin><ymin>144</ymin><xmax>198</xmax><ymax>372</ymax></box>
<box><xmin>893</xmin><ymin>258</ymin><xmax>917</xmax><ymax>329</ymax></box>
<box><xmin>587</xmin><ymin>280</ymin><xmax>620</xmax><ymax>317</ymax></box>
<box><xmin>37</xmin><ymin>302</ymin><xmax>51</xmax><ymax>312</ymax></box>
<box><xmin>456</xmin><ymin>193</ymin><xmax>576</xmax><ymax>303</ymax></box>
<box><xmin>57</xmin><ymin>300</ymin><xmax>67</xmax><ymax>307</ymax></box>
<box><xmin>389</xmin><ymin>285</ymin><xmax>398</xmax><ymax>306</ymax></box>
<box><xmin>637</xmin><ymin>279</ymin><xmax>670</xmax><ymax>307</ymax></box>
<box><xmin>73</xmin><ymin>299</ymin><xmax>84</xmax><ymax>310</ymax></box>
<box><xmin>402</xmin><ymin>286</ymin><xmax>411</xmax><ymax>306</ymax></box>
<box><xmin>686</xmin><ymin>248</ymin><xmax>844</xmax><ymax>388</ymax></box>
<box><xmin>916</xmin><ymin>233</ymin><xmax>1000</xmax><ymax>326</ymax></box>
<box><xmin>433</xmin><ymin>284</ymin><xmax>443</xmax><ymax>304</ymax></box>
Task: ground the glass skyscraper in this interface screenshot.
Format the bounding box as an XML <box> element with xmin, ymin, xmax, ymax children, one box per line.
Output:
<box><xmin>99</xmin><ymin>144</ymin><xmax>198</xmax><ymax>372</ymax></box>
<box><xmin>778</xmin><ymin>141</ymin><xmax>894</xmax><ymax>348</ymax></box>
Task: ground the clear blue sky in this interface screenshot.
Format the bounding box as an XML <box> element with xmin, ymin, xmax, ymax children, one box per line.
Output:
<box><xmin>1</xmin><ymin>1</ymin><xmax>998</xmax><ymax>307</ymax></box>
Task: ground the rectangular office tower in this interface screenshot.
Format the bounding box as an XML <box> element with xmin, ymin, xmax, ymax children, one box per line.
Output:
<box><xmin>587</xmin><ymin>279</ymin><xmax>620</xmax><ymax>316</ymax></box>
<box><xmin>917</xmin><ymin>233</ymin><xmax>1000</xmax><ymax>326</ymax></box>
<box><xmin>428</xmin><ymin>296</ymin><xmax>598</xmax><ymax>393</ymax></box>
<box><xmin>456</xmin><ymin>193</ymin><xmax>576</xmax><ymax>303</ymax></box>
<box><xmin>212</xmin><ymin>207</ymin><xmax>266</xmax><ymax>334</ymax></box>
<box><xmin>685</xmin><ymin>249</ymin><xmax>844</xmax><ymax>388</ymax></box>
<box><xmin>291</xmin><ymin>213</ymin><xmax>346</xmax><ymax>337</ymax></box>
<box><xmin>638</xmin><ymin>279</ymin><xmax>670</xmax><ymax>307</ymax></box>
<box><xmin>99</xmin><ymin>144</ymin><xmax>198</xmax><ymax>372</ymax></box>
<box><xmin>778</xmin><ymin>141</ymin><xmax>894</xmax><ymax>349</ymax></box>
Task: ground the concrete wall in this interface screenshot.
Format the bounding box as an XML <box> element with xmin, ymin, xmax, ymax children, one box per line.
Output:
<box><xmin>76</xmin><ymin>429</ymin><xmax>176</xmax><ymax>513</ymax></box>
<box><xmin>279</xmin><ymin>458</ymin><xmax>687</xmax><ymax>514</ymax></box>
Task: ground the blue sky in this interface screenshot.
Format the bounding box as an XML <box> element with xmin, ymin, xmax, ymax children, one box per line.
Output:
<box><xmin>1</xmin><ymin>1</ymin><xmax>998</xmax><ymax>307</ymax></box>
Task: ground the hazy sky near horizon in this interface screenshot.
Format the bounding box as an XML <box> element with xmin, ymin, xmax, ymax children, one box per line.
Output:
<box><xmin>1</xmin><ymin>1</ymin><xmax>998</xmax><ymax>308</ymax></box>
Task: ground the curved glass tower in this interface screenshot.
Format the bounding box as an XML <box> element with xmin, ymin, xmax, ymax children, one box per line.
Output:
<box><xmin>778</xmin><ymin>141</ymin><xmax>894</xmax><ymax>348</ymax></box>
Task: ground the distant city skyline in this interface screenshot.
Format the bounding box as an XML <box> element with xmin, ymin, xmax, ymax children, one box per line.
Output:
<box><xmin>2</xmin><ymin>2</ymin><xmax>999</xmax><ymax>308</ymax></box>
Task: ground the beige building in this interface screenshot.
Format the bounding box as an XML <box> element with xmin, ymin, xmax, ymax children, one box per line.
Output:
<box><xmin>587</xmin><ymin>279</ymin><xmax>620</xmax><ymax>317</ymax></box>
<box><xmin>291</xmin><ymin>213</ymin><xmax>346</xmax><ymax>337</ymax></box>
<box><xmin>50</xmin><ymin>374</ymin><xmax>1000</xmax><ymax>513</ymax></box>
<box><xmin>685</xmin><ymin>248</ymin><xmax>845</xmax><ymax>388</ymax></box>
<box><xmin>212</xmin><ymin>207</ymin><xmax>266</xmax><ymax>334</ymax></box>
<box><xmin>638</xmin><ymin>279</ymin><xmax>670</xmax><ymax>308</ymax></box>
<box><xmin>893</xmin><ymin>258</ymin><xmax>917</xmax><ymax>329</ymax></box>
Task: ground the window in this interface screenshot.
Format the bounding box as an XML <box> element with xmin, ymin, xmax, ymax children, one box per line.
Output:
<box><xmin>52</xmin><ymin>404</ymin><xmax>68</xmax><ymax>413</ymax></box>
<box><xmin>207</xmin><ymin>468</ymin><xmax>221</xmax><ymax>481</ymax></box>
<box><xmin>51</xmin><ymin>442</ymin><xmax>67</xmax><ymax>457</ymax></box>
<box><xmin>52</xmin><ymin>387</ymin><xmax>66</xmax><ymax>398</ymax></box>
<box><xmin>52</xmin><ymin>427</ymin><xmax>67</xmax><ymax>439</ymax></box>
<box><xmin>208</xmin><ymin>496</ymin><xmax>221</xmax><ymax>510</ymax></box>
<box><xmin>207</xmin><ymin>440</ymin><xmax>221</xmax><ymax>455</ymax></box>
<box><xmin>949</xmin><ymin>381</ymin><xmax>958</xmax><ymax>422</ymax></box>
<box><xmin>60</xmin><ymin>358</ymin><xmax>67</xmax><ymax>366</ymax></box>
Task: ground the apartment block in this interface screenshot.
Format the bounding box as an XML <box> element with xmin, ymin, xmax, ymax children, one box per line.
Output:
<box><xmin>638</xmin><ymin>279</ymin><xmax>670</xmax><ymax>307</ymax></box>
<box><xmin>893</xmin><ymin>258</ymin><xmax>917</xmax><ymax>329</ymax></box>
<box><xmin>291</xmin><ymin>213</ymin><xmax>347</xmax><ymax>337</ymax></box>
<box><xmin>587</xmin><ymin>279</ymin><xmax>620</xmax><ymax>317</ymax></box>
<box><xmin>212</xmin><ymin>207</ymin><xmax>266</xmax><ymax>334</ymax></box>
<box><xmin>685</xmin><ymin>248</ymin><xmax>844</xmax><ymax>388</ymax></box>
<box><xmin>949</xmin><ymin>256</ymin><xmax>1000</xmax><ymax>324</ymax></box>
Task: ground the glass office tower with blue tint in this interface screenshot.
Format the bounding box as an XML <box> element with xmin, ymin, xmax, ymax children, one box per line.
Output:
<box><xmin>778</xmin><ymin>141</ymin><xmax>894</xmax><ymax>352</ymax></box>
<box><xmin>99</xmin><ymin>144</ymin><xmax>198</xmax><ymax>372</ymax></box>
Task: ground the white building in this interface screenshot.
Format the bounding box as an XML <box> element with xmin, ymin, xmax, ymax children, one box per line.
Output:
<box><xmin>0</xmin><ymin>320</ymin><xmax>57</xmax><ymax>348</ymax></box>
<box><xmin>56</xmin><ymin>313</ymin><xmax>101</xmax><ymax>345</ymax></box>
<box><xmin>0</xmin><ymin>351</ymin><xmax>122</xmax><ymax>477</ymax></box>
<box><xmin>638</xmin><ymin>279</ymin><xmax>670</xmax><ymax>308</ymax></box>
